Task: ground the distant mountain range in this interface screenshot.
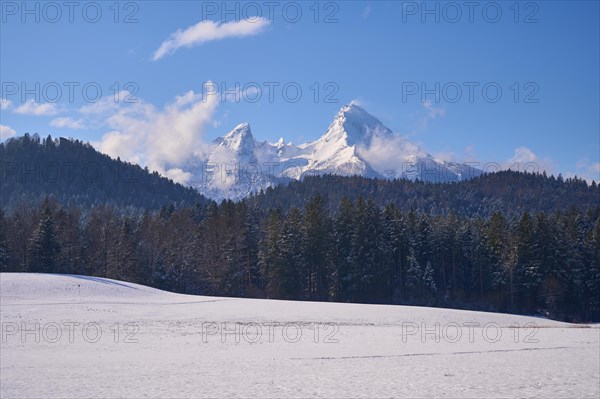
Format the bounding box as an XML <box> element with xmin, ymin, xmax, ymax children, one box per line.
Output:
<box><xmin>1</xmin><ymin>134</ymin><xmax>597</xmax><ymax>216</ymax></box>
<box><xmin>190</xmin><ymin>104</ymin><xmax>481</xmax><ymax>200</ymax></box>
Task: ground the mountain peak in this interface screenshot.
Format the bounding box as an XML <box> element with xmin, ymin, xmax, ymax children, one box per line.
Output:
<box><xmin>224</xmin><ymin>122</ymin><xmax>252</xmax><ymax>138</ymax></box>
<box><xmin>323</xmin><ymin>103</ymin><xmax>393</xmax><ymax>147</ymax></box>
<box><xmin>339</xmin><ymin>102</ymin><xmax>367</xmax><ymax>114</ymax></box>
<box><xmin>337</xmin><ymin>103</ymin><xmax>380</xmax><ymax>123</ymax></box>
<box><xmin>218</xmin><ymin>122</ymin><xmax>255</xmax><ymax>154</ymax></box>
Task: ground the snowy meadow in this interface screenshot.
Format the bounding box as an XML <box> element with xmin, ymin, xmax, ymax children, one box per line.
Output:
<box><xmin>1</xmin><ymin>273</ymin><xmax>598</xmax><ymax>398</ymax></box>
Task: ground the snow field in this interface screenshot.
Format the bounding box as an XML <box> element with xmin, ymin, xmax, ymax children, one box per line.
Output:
<box><xmin>1</xmin><ymin>273</ymin><xmax>598</xmax><ymax>398</ymax></box>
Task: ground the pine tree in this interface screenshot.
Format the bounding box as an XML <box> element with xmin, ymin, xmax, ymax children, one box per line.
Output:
<box><xmin>582</xmin><ymin>216</ymin><xmax>600</xmax><ymax>319</ymax></box>
<box><xmin>162</xmin><ymin>208</ymin><xmax>197</xmax><ymax>292</ymax></box>
<box><xmin>486</xmin><ymin>211</ymin><xmax>514</xmax><ymax>309</ymax></box>
<box><xmin>0</xmin><ymin>209</ymin><xmax>10</xmax><ymax>272</ymax></box>
<box><xmin>235</xmin><ymin>202</ymin><xmax>260</xmax><ymax>297</ymax></box>
<box><xmin>366</xmin><ymin>199</ymin><xmax>392</xmax><ymax>303</ymax></box>
<box><xmin>284</xmin><ymin>207</ymin><xmax>304</xmax><ymax>299</ymax></box>
<box><xmin>84</xmin><ymin>206</ymin><xmax>118</xmax><ymax>278</ymax></box>
<box><xmin>352</xmin><ymin>197</ymin><xmax>377</xmax><ymax>302</ymax></box>
<box><xmin>200</xmin><ymin>202</ymin><xmax>226</xmax><ymax>294</ymax></box>
<box><xmin>107</xmin><ymin>219</ymin><xmax>138</xmax><ymax>281</ymax></box>
<box><xmin>422</xmin><ymin>261</ymin><xmax>437</xmax><ymax>302</ymax></box>
<box><xmin>384</xmin><ymin>204</ymin><xmax>405</xmax><ymax>303</ymax></box>
<box><xmin>406</xmin><ymin>247</ymin><xmax>422</xmax><ymax>301</ymax></box>
<box><xmin>302</xmin><ymin>194</ymin><xmax>331</xmax><ymax>301</ymax></box>
<box><xmin>138</xmin><ymin>209</ymin><xmax>164</xmax><ymax>287</ymax></box>
<box><xmin>430</xmin><ymin>215</ymin><xmax>451</xmax><ymax>302</ymax></box>
<box><xmin>55</xmin><ymin>207</ymin><xmax>84</xmax><ymax>275</ymax></box>
<box><xmin>258</xmin><ymin>210</ymin><xmax>287</xmax><ymax>298</ymax></box>
<box><xmin>332</xmin><ymin>197</ymin><xmax>355</xmax><ymax>301</ymax></box>
<box><xmin>29</xmin><ymin>200</ymin><xmax>61</xmax><ymax>273</ymax></box>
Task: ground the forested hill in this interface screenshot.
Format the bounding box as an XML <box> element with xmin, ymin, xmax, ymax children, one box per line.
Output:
<box><xmin>2</xmin><ymin>134</ymin><xmax>598</xmax><ymax>216</ymax></box>
<box><xmin>248</xmin><ymin>172</ymin><xmax>599</xmax><ymax>217</ymax></box>
<box><xmin>0</xmin><ymin>135</ymin><xmax>208</xmax><ymax>210</ymax></box>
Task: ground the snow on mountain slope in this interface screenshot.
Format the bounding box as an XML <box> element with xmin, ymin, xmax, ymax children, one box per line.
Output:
<box><xmin>190</xmin><ymin>104</ymin><xmax>481</xmax><ymax>200</ymax></box>
<box><xmin>1</xmin><ymin>273</ymin><xmax>598</xmax><ymax>398</ymax></box>
<box><xmin>208</xmin><ymin>123</ymin><xmax>257</xmax><ymax>165</ymax></box>
<box><xmin>299</xmin><ymin>104</ymin><xmax>389</xmax><ymax>178</ymax></box>
<box><xmin>298</xmin><ymin>104</ymin><xmax>480</xmax><ymax>181</ymax></box>
<box><xmin>194</xmin><ymin>123</ymin><xmax>291</xmax><ymax>200</ymax></box>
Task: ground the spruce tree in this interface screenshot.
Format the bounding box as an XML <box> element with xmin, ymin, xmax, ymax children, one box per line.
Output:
<box><xmin>422</xmin><ymin>261</ymin><xmax>437</xmax><ymax>302</ymax></box>
<box><xmin>406</xmin><ymin>247</ymin><xmax>422</xmax><ymax>301</ymax></box>
<box><xmin>332</xmin><ymin>197</ymin><xmax>355</xmax><ymax>301</ymax></box>
<box><xmin>302</xmin><ymin>194</ymin><xmax>331</xmax><ymax>300</ymax></box>
<box><xmin>29</xmin><ymin>200</ymin><xmax>61</xmax><ymax>273</ymax></box>
<box><xmin>0</xmin><ymin>209</ymin><xmax>10</xmax><ymax>272</ymax></box>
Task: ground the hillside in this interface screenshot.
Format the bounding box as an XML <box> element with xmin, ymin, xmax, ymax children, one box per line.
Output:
<box><xmin>248</xmin><ymin>172</ymin><xmax>600</xmax><ymax>218</ymax></box>
<box><xmin>1</xmin><ymin>273</ymin><xmax>597</xmax><ymax>398</ymax></box>
<box><xmin>0</xmin><ymin>134</ymin><xmax>208</xmax><ymax>210</ymax></box>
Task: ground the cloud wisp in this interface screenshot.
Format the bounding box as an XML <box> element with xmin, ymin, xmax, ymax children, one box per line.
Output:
<box><xmin>570</xmin><ymin>157</ymin><xmax>600</xmax><ymax>183</ymax></box>
<box><xmin>420</xmin><ymin>100</ymin><xmax>445</xmax><ymax>129</ymax></box>
<box><xmin>50</xmin><ymin>117</ymin><xmax>86</xmax><ymax>130</ymax></box>
<box><xmin>13</xmin><ymin>99</ymin><xmax>59</xmax><ymax>116</ymax></box>
<box><xmin>1</xmin><ymin>98</ymin><xmax>12</xmax><ymax>110</ymax></box>
<box><xmin>153</xmin><ymin>18</ymin><xmax>270</xmax><ymax>61</ymax></box>
<box><xmin>91</xmin><ymin>83</ymin><xmax>219</xmax><ymax>184</ymax></box>
<box><xmin>0</xmin><ymin>125</ymin><xmax>17</xmax><ymax>141</ymax></box>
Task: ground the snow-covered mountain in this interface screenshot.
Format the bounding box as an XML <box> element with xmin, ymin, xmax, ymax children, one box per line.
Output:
<box><xmin>190</xmin><ymin>122</ymin><xmax>290</xmax><ymax>200</ymax></box>
<box><xmin>191</xmin><ymin>104</ymin><xmax>481</xmax><ymax>200</ymax></box>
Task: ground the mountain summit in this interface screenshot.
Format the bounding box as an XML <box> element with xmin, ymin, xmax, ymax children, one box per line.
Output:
<box><xmin>209</xmin><ymin>123</ymin><xmax>257</xmax><ymax>166</ymax></box>
<box><xmin>191</xmin><ymin>104</ymin><xmax>481</xmax><ymax>200</ymax></box>
<box><xmin>300</xmin><ymin>103</ymin><xmax>392</xmax><ymax>178</ymax></box>
<box><xmin>217</xmin><ymin>123</ymin><xmax>255</xmax><ymax>152</ymax></box>
<box><xmin>325</xmin><ymin>103</ymin><xmax>394</xmax><ymax>144</ymax></box>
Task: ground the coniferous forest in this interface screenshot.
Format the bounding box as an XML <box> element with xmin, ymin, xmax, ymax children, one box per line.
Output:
<box><xmin>1</xmin><ymin>136</ymin><xmax>599</xmax><ymax>322</ymax></box>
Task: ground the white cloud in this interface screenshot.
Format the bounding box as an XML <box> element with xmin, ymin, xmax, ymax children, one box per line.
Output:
<box><xmin>420</xmin><ymin>100</ymin><xmax>445</xmax><ymax>129</ymax></box>
<box><xmin>571</xmin><ymin>157</ymin><xmax>600</xmax><ymax>183</ymax></box>
<box><xmin>13</xmin><ymin>99</ymin><xmax>58</xmax><ymax>116</ymax></box>
<box><xmin>153</xmin><ymin>18</ymin><xmax>270</xmax><ymax>61</ymax></box>
<box><xmin>79</xmin><ymin>92</ymin><xmax>127</xmax><ymax>116</ymax></box>
<box><xmin>508</xmin><ymin>146</ymin><xmax>538</xmax><ymax>163</ymax></box>
<box><xmin>50</xmin><ymin>117</ymin><xmax>86</xmax><ymax>130</ymax></box>
<box><xmin>422</xmin><ymin>145</ymin><xmax>476</xmax><ymax>166</ymax></box>
<box><xmin>93</xmin><ymin>83</ymin><xmax>220</xmax><ymax>185</ymax></box>
<box><xmin>433</xmin><ymin>151</ymin><xmax>455</xmax><ymax>163</ymax></box>
<box><xmin>357</xmin><ymin>134</ymin><xmax>428</xmax><ymax>177</ymax></box>
<box><xmin>463</xmin><ymin>145</ymin><xmax>477</xmax><ymax>162</ymax></box>
<box><xmin>164</xmin><ymin>168</ymin><xmax>193</xmax><ymax>184</ymax></box>
<box><xmin>1</xmin><ymin>98</ymin><xmax>12</xmax><ymax>110</ymax></box>
<box><xmin>506</xmin><ymin>146</ymin><xmax>555</xmax><ymax>174</ymax></box>
<box><xmin>350</xmin><ymin>98</ymin><xmax>365</xmax><ymax>107</ymax></box>
<box><xmin>0</xmin><ymin>124</ymin><xmax>16</xmax><ymax>141</ymax></box>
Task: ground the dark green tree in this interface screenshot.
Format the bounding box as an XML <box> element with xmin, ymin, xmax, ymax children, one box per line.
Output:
<box><xmin>28</xmin><ymin>200</ymin><xmax>61</xmax><ymax>273</ymax></box>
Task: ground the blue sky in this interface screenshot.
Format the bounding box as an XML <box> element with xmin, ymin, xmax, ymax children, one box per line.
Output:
<box><xmin>1</xmin><ymin>1</ymin><xmax>598</xmax><ymax>181</ymax></box>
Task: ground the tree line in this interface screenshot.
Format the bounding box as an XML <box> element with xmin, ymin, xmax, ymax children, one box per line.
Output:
<box><xmin>1</xmin><ymin>196</ymin><xmax>598</xmax><ymax>322</ymax></box>
<box><xmin>248</xmin><ymin>171</ymin><xmax>598</xmax><ymax>218</ymax></box>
